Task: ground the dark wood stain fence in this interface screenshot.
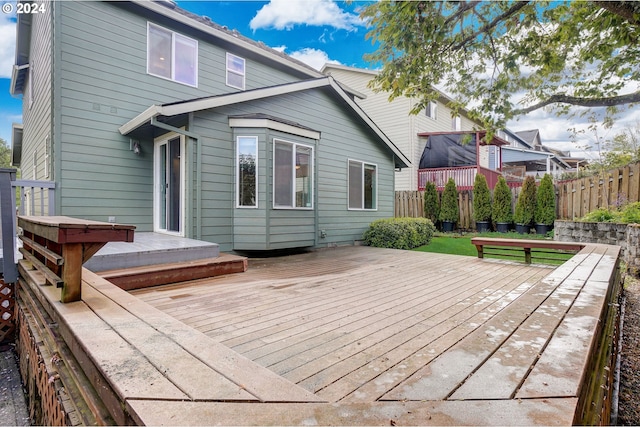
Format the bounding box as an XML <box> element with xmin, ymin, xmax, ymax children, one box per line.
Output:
<box><xmin>396</xmin><ymin>162</ymin><xmax>640</xmax><ymax>225</ymax></box>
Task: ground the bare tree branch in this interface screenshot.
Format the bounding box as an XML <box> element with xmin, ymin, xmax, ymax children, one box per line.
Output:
<box><xmin>516</xmin><ymin>90</ymin><xmax>640</xmax><ymax>115</ymax></box>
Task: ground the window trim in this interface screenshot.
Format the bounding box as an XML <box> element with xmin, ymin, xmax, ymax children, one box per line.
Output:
<box><xmin>452</xmin><ymin>115</ymin><xmax>461</xmax><ymax>131</ymax></box>
<box><xmin>425</xmin><ymin>101</ymin><xmax>437</xmax><ymax>120</ymax></box>
<box><xmin>226</xmin><ymin>52</ymin><xmax>246</xmax><ymax>90</ymax></box>
<box><xmin>236</xmin><ymin>136</ymin><xmax>258</xmax><ymax>209</ymax></box>
<box><xmin>147</xmin><ymin>22</ymin><xmax>198</xmax><ymax>87</ymax></box>
<box><xmin>272</xmin><ymin>138</ymin><xmax>314</xmax><ymax>210</ymax></box>
<box><xmin>348</xmin><ymin>159</ymin><xmax>378</xmax><ymax>211</ymax></box>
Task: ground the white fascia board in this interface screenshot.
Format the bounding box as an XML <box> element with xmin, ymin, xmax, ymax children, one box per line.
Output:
<box><xmin>119</xmin><ymin>105</ymin><xmax>163</xmax><ymax>135</ymax></box>
<box><xmin>161</xmin><ymin>78</ymin><xmax>332</xmax><ymax>117</ymax></box>
<box><xmin>229</xmin><ymin>118</ymin><xmax>320</xmax><ymax>140</ymax></box>
<box><xmin>327</xmin><ymin>77</ymin><xmax>410</xmax><ymax>168</ymax></box>
<box><xmin>136</xmin><ymin>1</ymin><xmax>323</xmax><ymax>79</ymax></box>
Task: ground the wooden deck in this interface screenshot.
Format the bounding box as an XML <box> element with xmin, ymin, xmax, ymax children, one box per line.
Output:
<box><xmin>126</xmin><ymin>244</ymin><xmax>620</xmax><ymax>425</ymax></box>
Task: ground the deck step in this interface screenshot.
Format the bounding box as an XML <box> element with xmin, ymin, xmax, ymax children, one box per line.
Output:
<box><xmin>97</xmin><ymin>253</ymin><xmax>248</xmax><ymax>291</ymax></box>
<box><xmin>84</xmin><ymin>233</ymin><xmax>220</xmax><ymax>272</ymax></box>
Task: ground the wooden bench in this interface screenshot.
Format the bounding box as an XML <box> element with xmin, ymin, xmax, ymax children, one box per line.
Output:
<box><xmin>18</xmin><ymin>216</ymin><xmax>135</xmax><ymax>302</ymax></box>
<box><xmin>471</xmin><ymin>237</ymin><xmax>585</xmax><ymax>264</ymax></box>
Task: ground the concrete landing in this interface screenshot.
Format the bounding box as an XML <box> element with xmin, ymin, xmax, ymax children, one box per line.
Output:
<box><xmin>84</xmin><ymin>232</ymin><xmax>219</xmax><ymax>272</ymax></box>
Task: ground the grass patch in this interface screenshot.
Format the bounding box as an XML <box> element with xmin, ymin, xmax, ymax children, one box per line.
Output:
<box><xmin>412</xmin><ymin>231</ymin><xmax>572</xmax><ymax>265</ymax></box>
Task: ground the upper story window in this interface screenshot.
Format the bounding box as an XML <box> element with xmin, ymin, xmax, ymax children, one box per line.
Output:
<box><xmin>147</xmin><ymin>23</ymin><xmax>198</xmax><ymax>87</ymax></box>
<box><xmin>452</xmin><ymin>115</ymin><xmax>461</xmax><ymax>131</ymax></box>
<box><xmin>425</xmin><ymin>101</ymin><xmax>437</xmax><ymax>120</ymax></box>
<box><xmin>273</xmin><ymin>139</ymin><xmax>313</xmax><ymax>209</ymax></box>
<box><xmin>226</xmin><ymin>53</ymin><xmax>245</xmax><ymax>90</ymax></box>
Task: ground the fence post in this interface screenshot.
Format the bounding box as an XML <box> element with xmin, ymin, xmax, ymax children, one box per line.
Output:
<box><xmin>0</xmin><ymin>168</ymin><xmax>18</xmax><ymax>283</ymax></box>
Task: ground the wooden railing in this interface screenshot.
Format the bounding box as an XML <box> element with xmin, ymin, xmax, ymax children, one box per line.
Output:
<box><xmin>18</xmin><ymin>216</ymin><xmax>135</xmax><ymax>302</ymax></box>
<box><xmin>417</xmin><ymin>166</ymin><xmax>504</xmax><ymax>191</ymax></box>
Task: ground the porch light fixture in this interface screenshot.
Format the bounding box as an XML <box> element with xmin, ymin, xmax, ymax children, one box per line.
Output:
<box><xmin>130</xmin><ymin>139</ymin><xmax>141</xmax><ymax>155</ymax></box>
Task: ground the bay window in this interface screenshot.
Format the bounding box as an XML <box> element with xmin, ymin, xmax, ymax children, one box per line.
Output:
<box><xmin>273</xmin><ymin>139</ymin><xmax>313</xmax><ymax>209</ymax></box>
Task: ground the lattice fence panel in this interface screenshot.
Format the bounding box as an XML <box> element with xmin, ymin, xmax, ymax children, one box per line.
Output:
<box><xmin>0</xmin><ymin>279</ymin><xmax>15</xmax><ymax>343</ymax></box>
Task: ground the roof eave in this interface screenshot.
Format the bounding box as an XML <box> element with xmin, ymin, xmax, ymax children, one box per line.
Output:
<box><xmin>134</xmin><ymin>1</ymin><xmax>323</xmax><ymax>80</ymax></box>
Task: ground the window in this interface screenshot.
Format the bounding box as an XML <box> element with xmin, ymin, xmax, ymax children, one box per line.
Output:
<box><xmin>452</xmin><ymin>115</ymin><xmax>461</xmax><ymax>131</ymax></box>
<box><xmin>425</xmin><ymin>101</ymin><xmax>437</xmax><ymax>119</ymax></box>
<box><xmin>273</xmin><ymin>139</ymin><xmax>313</xmax><ymax>209</ymax></box>
<box><xmin>237</xmin><ymin>136</ymin><xmax>258</xmax><ymax>207</ymax></box>
<box><xmin>348</xmin><ymin>160</ymin><xmax>377</xmax><ymax>210</ymax></box>
<box><xmin>226</xmin><ymin>53</ymin><xmax>245</xmax><ymax>89</ymax></box>
<box><xmin>147</xmin><ymin>23</ymin><xmax>198</xmax><ymax>86</ymax></box>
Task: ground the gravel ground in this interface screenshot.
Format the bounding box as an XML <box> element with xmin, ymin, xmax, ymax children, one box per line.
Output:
<box><xmin>618</xmin><ymin>275</ymin><xmax>640</xmax><ymax>425</ymax></box>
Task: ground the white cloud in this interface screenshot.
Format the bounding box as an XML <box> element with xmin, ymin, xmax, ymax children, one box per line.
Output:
<box><xmin>250</xmin><ymin>0</ymin><xmax>363</xmax><ymax>31</ymax></box>
<box><xmin>0</xmin><ymin>13</ymin><xmax>16</xmax><ymax>78</ymax></box>
<box><xmin>286</xmin><ymin>47</ymin><xmax>340</xmax><ymax>71</ymax></box>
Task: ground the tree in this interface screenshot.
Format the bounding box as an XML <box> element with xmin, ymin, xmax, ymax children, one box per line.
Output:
<box><xmin>361</xmin><ymin>1</ymin><xmax>640</xmax><ymax>131</ymax></box>
<box><xmin>439</xmin><ymin>178</ymin><xmax>459</xmax><ymax>223</ymax></box>
<box><xmin>472</xmin><ymin>173</ymin><xmax>491</xmax><ymax>222</ymax></box>
<box><xmin>492</xmin><ymin>176</ymin><xmax>513</xmax><ymax>224</ymax></box>
<box><xmin>0</xmin><ymin>138</ymin><xmax>11</xmax><ymax>168</ymax></box>
<box><xmin>535</xmin><ymin>174</ymin><xmax>556</xmax><ymax>226</ymax></box>
<box><xmin>423</xmin><ymin>181</ymin><xmax>440</xmax><ymax>225</ymax></box>
<box><xmin>514</xmin><ymin>176</ymin><xmax>537</xmax><ymax>226</ymax></box>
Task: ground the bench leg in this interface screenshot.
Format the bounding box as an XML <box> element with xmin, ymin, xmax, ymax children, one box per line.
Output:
<box><xmin>474</xmin><ymin>245</ymin><xmax>484</xmax><ymax>259</ymax></box>
<box><xmin>524</xmin><ymin>248</ymin><xmax>531</xmax><ymax>264</ymax></box>
<box><xmin>61</xmin><ymin>243</ymin><xmax>83</xmax><ymax>303</ymax></box>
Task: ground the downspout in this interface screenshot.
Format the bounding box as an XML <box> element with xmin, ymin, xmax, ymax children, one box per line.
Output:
<box><xmin>150</xmin><ymin>117</ymin><xmax>202</xmax><ymax>239</ymax></box>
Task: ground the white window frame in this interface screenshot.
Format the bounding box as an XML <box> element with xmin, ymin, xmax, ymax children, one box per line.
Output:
<box><xmin>348</xmin><ymin>159</ymin><xmax>378</xmax><ymax>211</ymax></box>
<box><xmin>452</xmin><ymin>115</ymin><xmax>461</xmax><ymax>131</ymax></box>
<box><xmin>425</xmin><ymin>101</ymin><xmax>437</xmax><ymax>120</ymax></box>
<box><xmin>272</xmin><ymin>138</ymin><xmax>314</xmax><ymax>210</ymax></box>
<box><xmin>226</xmin><ymin>52</ymin><xmax>246</xmax><ymax>90</ymax></box>
<box><xmin>236</xmin><ymin>136</ymin><xmax>258</xmax><ymax>208</ymax></box>
<box><xmin>147</xmin><ymin>22</ymin><xmax>198</xmax><ymax>87</ymax></box>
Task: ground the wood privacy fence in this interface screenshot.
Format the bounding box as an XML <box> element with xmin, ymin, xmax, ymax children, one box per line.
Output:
<box><xmin>395</xmin><ymin>161</ymin><xmax>640</xmax><ymax>226</ymax></box>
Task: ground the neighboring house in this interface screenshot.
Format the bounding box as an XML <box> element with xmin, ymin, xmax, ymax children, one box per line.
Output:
<box><xmin>321</xmin><ymin>64</ymin><xmax>482</xmax><ymax>191</ymax></box>
<box><xmin>498</xmin><ymin>129</ymin><xmax>571</xmax><ymax>181</ymax></box>
<box><xmin>10</xmin><ymin>0</ymin><xmax>409</xmax><ymax>252</ymax></box>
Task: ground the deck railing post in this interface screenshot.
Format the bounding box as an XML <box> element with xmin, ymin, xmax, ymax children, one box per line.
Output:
<box><xmin>0</xmin><ymin>168</ymin><xmax>18</xmax><ymax>283</ymax></box>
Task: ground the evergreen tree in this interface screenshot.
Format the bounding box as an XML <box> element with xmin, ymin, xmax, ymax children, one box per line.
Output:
<box><xmin>472</xmin><ymin>173</ymin><xmax>491</xmax><ymax>222</ymax></box>
<box><xmin>492</xmin><ymin>176</ymin><xmax>513</xmax><ymax>223</ymax></box>
<box><xmin>439</xmin><ymin>178</ymin><xmax>459</xmax><ymax>223</ymax></box>
<box><xmin>535</xmin><ymin>174</ymin><xmax>556</xmax><ymax>225</ymax></box>
<box><xmin>514</xmin><ymin>176</ymin><xmax>537</xmax><ymax>225</ymax></box>
<box><xmin>423</xmin><ymin>181</ymin><xmax>440</xmax><ymax>224</ymax></box>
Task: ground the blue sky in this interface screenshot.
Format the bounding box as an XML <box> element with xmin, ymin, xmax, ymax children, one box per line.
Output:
<box><xmin>0</xmin><ymin>0</ymin><xmax>638</xmax><ymax>158</ymax></box>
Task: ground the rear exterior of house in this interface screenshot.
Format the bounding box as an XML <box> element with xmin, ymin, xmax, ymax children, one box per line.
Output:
<box><xmin>11</xmin><ymin>0</ymin><xmax>408</xmax><ymax>252</ymax></box>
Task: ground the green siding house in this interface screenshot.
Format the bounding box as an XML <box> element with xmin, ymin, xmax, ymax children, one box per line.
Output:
<box><xmin>10</xmin><ymin>0</ymin><xmax>409</xmax><ymax>252</ymax></box>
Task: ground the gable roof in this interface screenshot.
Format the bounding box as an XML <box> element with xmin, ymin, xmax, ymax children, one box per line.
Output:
<box><xmin>120</xmin><ymin>76</ymin><xmax>410</xmax><ymax>168</ymax></box>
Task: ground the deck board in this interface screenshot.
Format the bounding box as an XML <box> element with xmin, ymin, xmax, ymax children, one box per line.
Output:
<box><xmin>128</xmin><ymin>244</ymin><xmax>620</xmax><ymax>425</ymax></box>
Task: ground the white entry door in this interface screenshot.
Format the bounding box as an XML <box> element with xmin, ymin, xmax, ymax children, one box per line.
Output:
<box><xmin>154</xmin><ymin>134</ymin><xmax>185</xmax><ymax>235</ymax></box>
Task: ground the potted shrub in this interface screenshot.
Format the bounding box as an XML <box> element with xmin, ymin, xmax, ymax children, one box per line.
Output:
<box><xmin>473</xmin><ymin>173</ymin><xmax>492</xmax><ymax>232</ymax></box>
<box><xmin>439</xmin><ymin>178</ymin><xmax>459</xmax><ymax>232</ymax></box>
<box><xmin>423</xmin><ymin>181</ymin><xmax>440</xmax><ymax>228</ymax></box>
<box><xmin>492</xmin><ymin>176</ymin><xmax>513</xmax><ymax>233</ymax></box>
<box><xmin>513</xmin><ymin>175</ymin><xmax>536</xmax><ymax>234</ymax></box>
<box><xmin>535</xmin><ymin>173</ymin><xmax>556</xmax><ymax>235</ymax></box>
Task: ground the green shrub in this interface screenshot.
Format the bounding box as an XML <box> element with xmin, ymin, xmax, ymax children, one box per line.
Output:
<box><xmin>580</xmin><ymin>208</ymin><xmax>620</xmax><ymax>222</ymax></box>
<box><xmin>514</xmin><ymin>176</ymin><xmax>536</xmax><ymax>225</ymax></box>
<box><xmin>492</xmin><ymin>176</ymin><xmax>512</xmax><ymax>223</ymax></box>
<box><xmin>472</xmin><ymin>173</ymin><xmax>491</xmax><ymax>222</ymax></box>
<box><xmin>621</xmin><ymin>202</ymin><xmax>640</xmax><ymax>224</ymax></box>
<box><xmin>439</xmin><ymin>178</ymin><xmax>459</xmax><ymax>223</ymax></box>
<box><xmin>535</xmin><ymin>174</ymin><xmax>556</xmax><ymax>225</ymax></box>
<box><xmin>363</xmin><ymin>217</ymin><xmax>436</xmax><ymax>250</ymax></box>
<box><xmin>423</xmin><ymin>181</ymin><xmax>440</xmax><ymax>224</ymax></box>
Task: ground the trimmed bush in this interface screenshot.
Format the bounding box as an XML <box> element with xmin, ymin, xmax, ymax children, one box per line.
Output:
<box><xmin>514</xmin><ymin>175</ymin><xmax>536</xmax><ymax>225</ymax></box>
<box><xmin>439</xmin><ymin>178</ymin><xmax>460</xmax><ymax>223</ymax></box>
<box><xmin>535</xmin><ymin>173</ymin><xmax>556</xmax><ymax>225</ymax></box>
<box><xmin>472</xmin><ymin>173</ymin><xmax>491</xmax><ymax>222</ymax></box>
<box><xmin>423</xmin><ymin>181</ymin><xmax>440</xmax><ymax>224</ymax></box>
<box><xmin>363</xmin><ymin>217</ymin><xmax>436</xmax><ymax>250</ymax></box>
<box><xmin>492</xmin><ymin>176</ymin><xmax>513</xmax><ymax>223</ymax></box>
